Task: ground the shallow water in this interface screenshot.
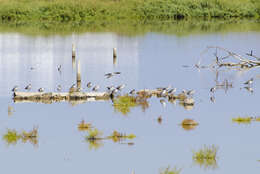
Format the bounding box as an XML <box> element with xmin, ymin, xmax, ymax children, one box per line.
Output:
<box><xmin>1</xmin><ymin>25</ymin><xmax>260</xmax><ymax>174</ymax></box>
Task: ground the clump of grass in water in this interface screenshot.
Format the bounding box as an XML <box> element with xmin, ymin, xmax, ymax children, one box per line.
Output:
<box><xmin>85</xmin><ymin>128</ymin><xmax>104</xmax><ymax>150</ymax></box>
<box><xmin>3</xmin><ymin>129</ymin><xmax>21</xmax><ymax>145</ymax></box>
<box><xmin>78</xmin><ymin>120</ymin><xmax>92</xmax><ymax>131</ymax></box>
<box><xmin>192</xmin><ymin>145</ymin><xmax>218</xmax><ymax>170</ymax></box>
<box><xmin>107</xmin><ymin>130</ymin><xmax>136</xmax><ymax>142</ymax></box>
<box><xmin>232</xmin><ymin>116</ymin><xmax>253</xmax><ymax>124</ymax></box>
<box><xmin>113</xmin><ymin>95</ymin><xmax>137</xmax><ymax>115</ymax></box>
<box><xmin>85</xmin><ymin>128</ymin><xmax>103</xmax><ymax>140</ymax></box>
<box><xmin>159</xmin><ymin>166</ymin><xmax>181</xmax><ymax>174</ymax></box>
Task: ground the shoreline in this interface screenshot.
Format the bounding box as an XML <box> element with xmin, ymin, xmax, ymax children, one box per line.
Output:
<box><xmin>0</xmin><ymin>19</ymin><xmax>260</xmax><ymax>36</ymax></box>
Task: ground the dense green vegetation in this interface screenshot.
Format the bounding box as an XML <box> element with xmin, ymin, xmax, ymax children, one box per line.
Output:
<box><xmin>0</xmin><ymin>0</ymin><xmax>259</xmax><ymax>23</ymax></box>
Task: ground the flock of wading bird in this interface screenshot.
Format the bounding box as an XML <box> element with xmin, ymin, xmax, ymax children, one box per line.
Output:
<box><xmin>11</xmin><ymin>45</ymin><xmax>195</xmax><ymax>110</ymax></box>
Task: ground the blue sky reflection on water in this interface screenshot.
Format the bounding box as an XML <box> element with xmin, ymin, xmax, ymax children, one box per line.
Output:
<box><xmin>0</xmin><ymin>31</ymin><xmax>260</xmax><ymax>174</ymax></box>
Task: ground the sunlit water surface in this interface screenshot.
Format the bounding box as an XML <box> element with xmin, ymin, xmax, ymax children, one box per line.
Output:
<box><xmin>0</xmin><ymin>28</ymin><xmax>260</xmax><ymax>174</ymax></box>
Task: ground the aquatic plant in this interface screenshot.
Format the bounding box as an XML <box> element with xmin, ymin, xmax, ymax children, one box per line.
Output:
<box><xmin>181</xmin><ymin>119</ymin><xmax>198</xmax><ymax>131</ymax></box>
<box><xmin>159</xmin><ymin>166</ymin><xmax>181</xmax><ymax>174</ymax></box>
<box><xmin>255</xmin><ymin>117</ymin><xmax>260</xmax><ymax>122</ymax></box>
<box><xmin>87</xmin><ymin>139</ymin><xmax>104</xmax><ymax>150</ymax></box>
<box><xmin>85</xmin><ymin>128</ymin><xmax>103</xmax><ymax>140</ymax></box>
<box><xmin>3</xmin><ymin>129</ymin><xmax>21</xmax><ymax>145</ymax></box>
<box><xmin>192</xmin><ymin>145</ymin><xmax>218</xmax><ymax>170</ymax></box>
<box><xmin>113</xmin><ymin>95</ymin><xmax>137</xmax><ymax>115</ymax></box>
<box><xmin>107</xmin><ymin>130</ymin><xmax>136</xmax><ymax>142</ymax></box>
<box><xmin>8</xmin><ymin>106</ymin><xmax>14</xmax><ymax>116</ymax></box>
<box><xmin>232</xmin><ymin>116</ymin><xmax>253</xmax><ymax>124</ymax></box>
<box><xmin>78</xmin><ymin>120</ymin><xmax>92</xmax><ymax>131</ymax></box>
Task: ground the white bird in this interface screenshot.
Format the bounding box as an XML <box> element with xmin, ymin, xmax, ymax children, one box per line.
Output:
<box><xmin>116</xmin><ymin>84</ymin><xmax>126</xmax><ymax>91</ymax></box>
<box><xmin>105</xmin><ymin>73</ymin><xmax>113</xmax><ymax>79</ymax></box>
<box><xmin>210</xmin><ymin>87</ymin><xmax>216</xmax><ymax>93</ymax></box>
<box><xmin>244</xmin><ymin>78</ymin><xmax>253</xmax><ymax>85</ymax></box>
<box><xmin>129</xmin><ymin>89</ymin><xmax>136</xmax><ymax>95</ymax></box>
<box><xmin>87</xmin><ymin>82</ymin><xmax>92</xmax><ymax>88</ymax></box>
<box><xmin>187</xmin><ymin>90</ymin><xmax>195</xmax><ymax>96</ymax></box>
<box><xmin>92</xmin><ymin>85</ymin><xmax>100</xmax><ymax>91</ymax></box>
<box><xmin>38</xmin><ymin>88</ymin><xmax>44</xmax><ymax>92</ymax></box>
<box><xmin>160</xmin><ymin>99</ymin><xmax>166</xmax><ymax>108</ymax></box>
<box><xmin>12</xmin><ymin>86</ymin><xmax>18</xmax><ymax>92</ymax></box>
<box><xmin>57</xmin><ymin>85</ymin><xmax>62</xmax><ymax>91</ymax></box>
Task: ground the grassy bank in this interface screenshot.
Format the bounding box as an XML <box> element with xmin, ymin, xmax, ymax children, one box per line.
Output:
<box><xmin>0</xmin><ymin>0</ymin><xmax>260</xmax><ymax>23</ymax></box>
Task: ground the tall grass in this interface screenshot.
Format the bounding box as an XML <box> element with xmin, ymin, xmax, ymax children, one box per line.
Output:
<box><xmin>0</xmin><ymin>0</ymin><xmax>259</xmax><ymax>23</ymax></box>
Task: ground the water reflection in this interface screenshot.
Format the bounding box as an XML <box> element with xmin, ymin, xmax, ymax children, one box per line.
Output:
<box><xmin>159</xmin><ymin>166</ymin><xmax>181</xmax><ymax>174</ymax></box>
<box><xmin>0</xmin><ymin>33</ymin><xmax>139</xmax><ymax>96</ymax></box>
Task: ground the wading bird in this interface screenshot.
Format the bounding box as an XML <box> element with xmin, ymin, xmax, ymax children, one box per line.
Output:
<box><xmin>25</xmin><ymin>84</ymin><xmax>32</xmax><ymax>91</ymax></box>
<box><xmin>87</xmin><ymin>82</ymin><xmax>92</xmax><ymax>88</ymax></box>
<box><xmin>244</xmin><ymin>78</ymin><xmax>253</xmax><ymax>86</ymax></box>
<box><xmin>57</xmin><ymin>85</ymin><xmax>62</xmax><ymax>92</ymax></box>
<box><xmin>116</xmin><ymin>84</ymin><xmax>126</xmax><ymax>91</ymax></box>
<box><xmin>38</xmin><ymin>88</ymin><xmax>44</xmax><ymax>92</ymax></box>
<box><xmin>12</xmin><ymin>86</ymin><xmax>18</xmax><ymax>92</ymax></box>
<box><xmin>129</xmin><ymin>89</ymin><xmax>135</xmax><ymax>95</ymax></box>
<box><xmin>92</xmin><ymin>85</ymin><xmax>100</xmax><ymax>91</ymax></box>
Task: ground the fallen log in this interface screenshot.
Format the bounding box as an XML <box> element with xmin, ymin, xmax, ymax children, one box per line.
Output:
<box><xmin>13</xmin><ymin>91</ymin><xmax>110</xmax><ymax>104</ymax></box>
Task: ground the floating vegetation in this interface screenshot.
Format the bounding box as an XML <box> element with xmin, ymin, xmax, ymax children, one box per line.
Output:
<box><xmin>3</xmin><ymin>129</ymin><xmax>21</xmax><ymax>145</ymax></box>
<box><xmin>83</xmin><ymin>124</ymin><xmax>136</xmax><ymax>150</ymax></box>
<box><xmin>113</xmin><ymin>95</ymin><xmax>137</xmax><ymax>115</ymax></box>
<box><xmin>87</xmin><ymin>139</ymin><xmax>104</xmax><ymax>150</ymax></box>
<box><xmin>255</xmin><ymin>117</ymin><xmax>260</xmax><ymax>122</ymax></box>
<box><xmin>232</xmin><ymin>116</ymin><xmax>253</xmax><ymax>124</ymax></box>
<box><xmin>157</xmin><ymin>116</ymin><xmax>162</xmax><ymax>124</ymax></box>
<box><xmin>159</xmin><ymin>166</ymin><xmax>181</xmax><ymax>174</ymax></box>
<box><xmin>181</xmin><ymin>119</ymin><xmax>199</xmax><ymax>131</ymax></box>
<box><xmin>3</xmin><ymin>127</ymin><xmax>38</xmax><ymax>147</ymax></box>
<box><xmin>8</xmin><ymin>106</ymin><xmax>14</xmax><ymax>116</ymax></box>
<box><xmin>107</xmin><ymin>130</ymin><xmax>136</xmax><ymax>143</ymax></box>
<box><xmin>86</xmin><ymin>128</ymin><xmax>103</xmax><ymax>141</ymax></box>
<box><xmin>192</xmin><ymin>145</ymin><xmax>218</xmax><ymax>170</ymax></box>
<box><xmin>78</xmin><ymin>120</ymin><xmax>92</xmax><ymax>131</ymax></box>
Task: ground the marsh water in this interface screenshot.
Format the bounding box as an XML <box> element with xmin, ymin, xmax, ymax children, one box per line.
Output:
<box><xmin>1</xmin><ymin>21</ymin><xmax>260</xmax><ymax>174</ymax></box>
